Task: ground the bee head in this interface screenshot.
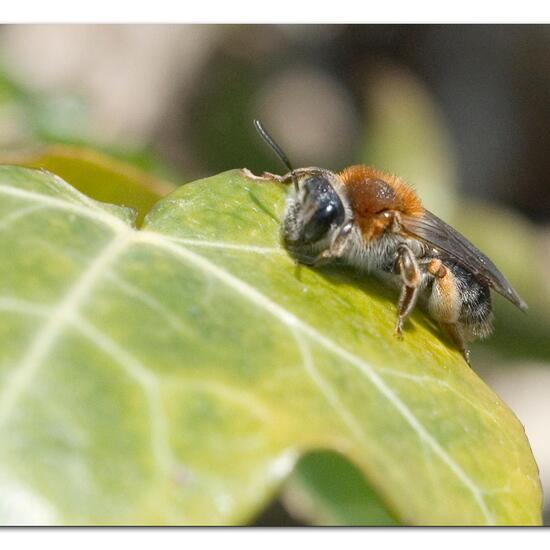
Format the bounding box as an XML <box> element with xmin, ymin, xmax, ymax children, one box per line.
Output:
<box><xmin>253</xmin><ymin>119</ymin><xmax>353</xmax><ymax>264</ymax></box>
<box><xmin>281</xmin><ymin>169</ymin><xmax>348</xmax><ymax>264</ymax></box>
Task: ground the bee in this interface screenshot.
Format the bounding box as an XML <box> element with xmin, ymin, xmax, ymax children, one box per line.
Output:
<box><xmin>252</xmin><ymin>119</ymin><xmax>527</xmax><ymax>364</ymax></box>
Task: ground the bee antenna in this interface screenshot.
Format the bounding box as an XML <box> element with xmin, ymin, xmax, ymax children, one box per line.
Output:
<box><xmin>253</xmin><ymin>119</ymin><xmax>299</xmax><ymax>192</ymax></box>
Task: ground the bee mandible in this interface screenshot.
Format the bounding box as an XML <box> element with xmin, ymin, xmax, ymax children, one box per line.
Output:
<box><xmin>252</xmin><ymin>119</ymin><xmax>527</xmax><ymax>364</ymax></box>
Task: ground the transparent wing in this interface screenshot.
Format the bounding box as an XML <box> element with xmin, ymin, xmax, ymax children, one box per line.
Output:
<box><xmin>401</xmin><ymin>209</ymin><xmax>527</xmax><ymax>311</ymax></box>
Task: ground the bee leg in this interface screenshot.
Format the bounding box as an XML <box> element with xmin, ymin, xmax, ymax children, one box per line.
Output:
<box><xmin>395</xmin><ymin>286</ymin><xmax>419</xmax><ymax>338</ymax></box>
<box><xmin>426</xmin><ymin>260</ymin><xmax>471</xmax><ymax>365</ymax></box>
<box><xmin>311</xmin><ymin>222</ymin><xmax>354</xmax><ymax>265</ymax></box>
<box><xmin>439</xmin><ymin>322</ymin><xmax>471</xmax><ymax>366</ymax></box>
<box><xmin>240</xmin><ymin>168</ymin><xmax>288</xmax><ymax>183</ymax></box>
<box><xmin>394</xmin><ymin>244</ymin><xmax>421</xmax><ymax>338</ymax></box>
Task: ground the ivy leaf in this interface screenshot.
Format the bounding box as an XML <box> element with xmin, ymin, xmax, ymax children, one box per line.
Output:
<box><xmin>0</xmin><ymin>165</ymin><xmax>541</xmax><ymax>525</ymax></box>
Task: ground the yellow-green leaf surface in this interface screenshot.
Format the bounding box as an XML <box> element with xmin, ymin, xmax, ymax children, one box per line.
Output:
<box><xmin>0</xmin><ymin>166</ymin><xmax>541</xmax><ymax>525</ymax></box>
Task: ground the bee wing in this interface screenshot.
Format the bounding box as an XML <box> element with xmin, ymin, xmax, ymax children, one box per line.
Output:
<box><xmin>401</xmin><ymin>209</ymin><xmax>527</xmax><ymax>311</ymax></box>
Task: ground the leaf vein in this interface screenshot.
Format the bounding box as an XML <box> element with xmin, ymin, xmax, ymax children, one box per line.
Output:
<box><xmin>0</xmin><ymin>185</ymin><xmax>128</xmax><ymax>233</ymax></box>
<box><xmin>0</xmin><ymin>232</ymin><xmax>132</xmax><ymax>428</ymax></box>
<box><xmin>72</xmin><ymin>315</ymin><xmax>174</xmax><ymax>473</ymax></box>
<box><xmin>140</xmin><ymin>231</ymin><xmax>495</xmax><ymax>524</ymax></box>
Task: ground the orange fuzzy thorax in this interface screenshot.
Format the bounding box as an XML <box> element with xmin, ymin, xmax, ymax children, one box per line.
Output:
<box><xmin>339</xmin><ymin>165</ymin><xmax>423</xmax><ymax>240</ymax></box>
<box><xmin>339</xmin><ymin>165</ymin><xmax>423</xmax><ymax>215</ymax></box>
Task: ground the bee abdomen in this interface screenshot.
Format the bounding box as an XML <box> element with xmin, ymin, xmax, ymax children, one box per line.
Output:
<box><xmin>448</xmin><ymin>261</ymin><xmax>494</xmax><ymax>340</ymax></box>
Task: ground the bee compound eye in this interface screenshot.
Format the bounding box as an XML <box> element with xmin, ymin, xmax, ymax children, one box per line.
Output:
<box><xmin>302</xmin><ymin>201</ymin><xmax>343</xmax><ymax>243</ymax></box>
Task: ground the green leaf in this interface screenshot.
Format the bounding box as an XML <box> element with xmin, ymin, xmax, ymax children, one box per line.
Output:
<box><xmin>0</xmin><ymin>166</ymin><xmax>541</xmax><ymax>525</ymax></box>
<box><xmin>283</xmin><ymin>451</ymin><xmax>398</xmax><ymax>525</ymax></box>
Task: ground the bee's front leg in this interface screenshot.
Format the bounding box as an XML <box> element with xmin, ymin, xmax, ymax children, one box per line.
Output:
<box><xmin>394</xmin><ymin>244</ymin><xmax>421</xmax><ymax>338</ymax></box>
<box><xmin>241</xmin><ymin>168</ymin><xmax>290</xmax><ymax>183</ymax></box>
<box><xmin>311</xmin><ymin>222</ymin><xmax>354</xmax><ymax>266</ymax></box>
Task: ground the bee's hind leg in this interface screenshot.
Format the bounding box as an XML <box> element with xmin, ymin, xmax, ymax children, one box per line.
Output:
<box><xmin>425</xmin><ymin>259</ymin><xmax>471</xmax><ymax>365</ymax></box>
<box><xmin>394</xmin><ymin>244</ymin><xmax>421</xmax><ymax>338</ymax></box>
<box><xmin>439</xmin><ymin>322</ymin><xmax>471</xmax><ymax>366</ymax></box>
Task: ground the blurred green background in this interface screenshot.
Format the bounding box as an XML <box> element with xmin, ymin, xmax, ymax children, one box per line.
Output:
<box><xmin>0</xmin><ymin>24</ymin><xmax>549</xmax><ymax>524</ymax></box>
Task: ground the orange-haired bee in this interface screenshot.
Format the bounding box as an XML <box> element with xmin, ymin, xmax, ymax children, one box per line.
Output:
<box><xmin>253</xmin><ymin>120</ymin><xmax>527</xmax><ymax>364</ymax></box>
